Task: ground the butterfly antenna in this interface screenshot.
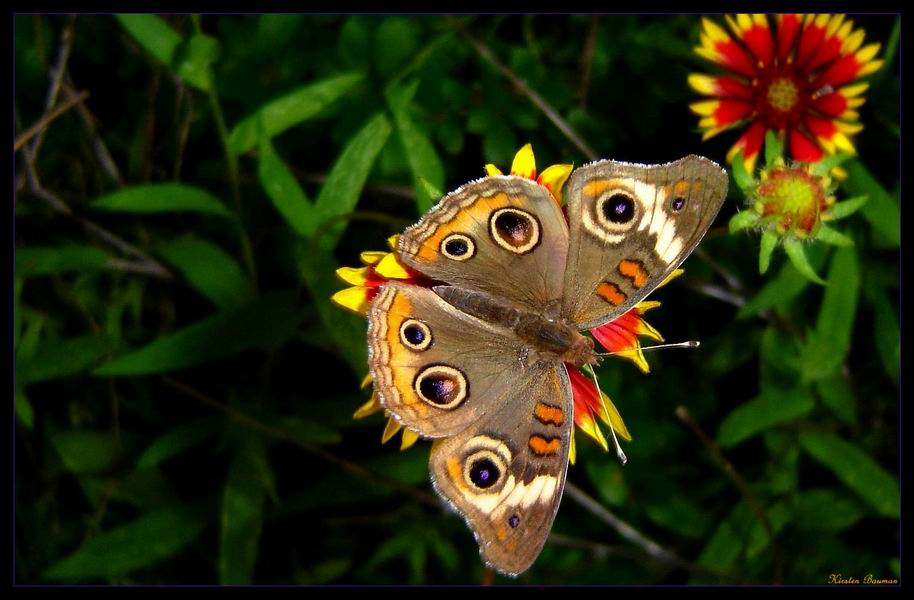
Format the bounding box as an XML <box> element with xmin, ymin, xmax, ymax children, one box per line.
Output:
<box><xmin>584</xmin><ymin>364</ymin><xmax>627</xmax><ymax>466</ymax></box>
<box><xmin>594</xmin><ymin>340</ymin><xmax>700</xmax><ymax>357</ymax></box>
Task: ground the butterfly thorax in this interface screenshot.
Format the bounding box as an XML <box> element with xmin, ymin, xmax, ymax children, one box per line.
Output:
<box><xmin>434</xmin><ymin>285</ymin><xmax>598</xmax><ymax>368</ymax></box>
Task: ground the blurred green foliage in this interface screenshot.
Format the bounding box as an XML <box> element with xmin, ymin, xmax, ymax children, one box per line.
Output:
<box><xmin>14</xmin><ymin>15</ymin><xmax>898</xmax><ymax>584</ymax></box>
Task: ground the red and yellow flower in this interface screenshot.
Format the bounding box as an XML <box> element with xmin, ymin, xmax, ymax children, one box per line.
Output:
<box><xmin>334</xmin><ymin>145</ymin><xmax>678</xmax><ymax>463</ymax></box>
<box><xmin>690</xmin><ymin>14</ymin><xmax>882</xmax><ymax>173</ymax></box>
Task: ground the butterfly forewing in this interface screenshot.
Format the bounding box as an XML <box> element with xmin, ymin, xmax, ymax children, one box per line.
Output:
<box><xmin>561</xmin><ymin>155</ymin><xmax>728</xmax><ymax>330</ymax></box>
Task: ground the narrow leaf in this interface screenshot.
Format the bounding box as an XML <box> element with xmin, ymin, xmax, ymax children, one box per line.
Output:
<box><xmin>94</xmin><ymin>291</ymin><xmax>303</xmax><ymax>376</ymax></box>
<box><xmin>47</xmin><ymin>428</ymin><xmax>116</xmax><ymax>474</ymax></box>
<box><xmin>16</xmin><ymin>245</ymin><xmax>109</xmax><ymax>277</ymax></box>
<box><xmin>815</xmin><ymin>376</ymin><xmax>856</xmax><ymax>424</ymax></box>
<box><xmin>116</xmin><ymin>15</ymin><xmax>211</xmax><ymax>91</ymax></box>
<box><xmin>92</xmin><ymin>183</ymin><xmax>232</xmax><ymax>217</ymax></box>
<box><xmin>814</xmin><ymin>224</ymin><xmax>854</xmax><ymax>247</ymax></box>
<box><xmin>869</xmin><ymin>287</ymin><xmax>900</xmax><ymax>383</ymax></box>
<box><xmin>738</xmin><ymin>243</ymin><xmax>826</xmax><ymax>319</ymax></box>
<box><xmin>728</xmin><ymin>210</ymin><xmax>759</xmax><ymax>233</ymax></box>
<box><xmin>42</xmin><ymin>505</ymin><xmax>208</xmax><ymax>581</ymax></box>
<box><xmin>842</xmin><ymin>160</ymin><xmax>899</xmax><ymax>247</ymax></box>
<box><xmin>730</xmin><ymin>150</ymin><xmax>755</xmax><ymax>191</ymax></box>
<box><xmin>825</xmin><ymin>195</ymin><xmax>869</xmax><ymax>221</ymax></box>
<box><xmin>257</xmin><ymin>131</ymin><xmax>315</xmax><ymax>238</ymax></box>
<box><xmin>229</xmin><ymin>72</ymin><xmax>364</xmax><ymax>154</ymax></box>
<box><xmin>799</xmin><ymin>431</ymin><xmax>899</xmax><ymax>518</ymax></box>
<box><xmin>783</xmin><ymin>238</ymin><xmax>825</xmax><ymax>284</ymax></box>
<box><xmin>763</xmin><ymin>130</ymin><xmax>783</xmax><ymax>167</ymax></box>
<box><xmin>158</xmin><ymin>237</ymin><xmax>254</xmax><ymax>309</ymax></box>
<box><xmin>716</xmin><ymin>388</ymin><xmax>814</xmax><ymax>447</ymax></box>
<box><xmin>137</xmin><ymin>417</ymin><xmax>223</xmax><ymax>469</ymax></box>
<box><xmin>17</xmin><ymin>334</ymin><xmax>113</xmax><ymax>385</ymax></box>
<box><xmin>759</xmin><ymin>229</ymin><xmax>778</xmax><ymax>274</ymax></box>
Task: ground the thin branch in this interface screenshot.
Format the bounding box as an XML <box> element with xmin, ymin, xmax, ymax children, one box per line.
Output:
<box><xmin>450</xmin><ymin>17</ymin><xmax>599</xmax><ymax>161</ymax></box>
<box><xmin>61</xmin><ymin>75</ymin><xmax>124</xmax><ymax>185</ymax></box>
<box><xmin>681</xmin><ymin>279</ymin><xmax>746</xmax><ymax>307</ymax></box>
<box><xmin>577</xmin><ymin>16</ymin><xmax>599</xmax><ymax>109</ymax></box>
<box><xmin>564</xmin><ymin>482</ymin><xmax>701</xmax><ymax>575</ymax></box>
<box><xmin>674</xmin><ymin>406</ymin><xmax>783</xmax><ymax>584</ymax></box>
<box><xmin>28</xmin><ymin>15</ymin><xmax>76</xmax><ymax>158</ymax></box>
<box><xmin>161</xmin><ymin>376</ymin><xmax>440</xmax><ymax>509</ymax></box>
<box><xmin>14</xmin><ymin>90</ymin><xmax>89</xmax><ymax>152</ymax></box>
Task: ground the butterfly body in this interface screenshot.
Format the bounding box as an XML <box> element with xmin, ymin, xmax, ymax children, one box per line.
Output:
<box><xmin>366</xmin><ymin>156</ymin><xmax>728</xmax><ymax>576</ymax></box>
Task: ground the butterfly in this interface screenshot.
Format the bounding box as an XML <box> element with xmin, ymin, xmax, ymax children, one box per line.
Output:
<box><xmin>366</xmin><ymin>155</ymin><xmax>728</xmax><ymax>576</ymax></box>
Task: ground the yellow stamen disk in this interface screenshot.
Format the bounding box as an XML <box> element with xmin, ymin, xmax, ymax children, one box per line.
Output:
<box><xmin>569</xmin><ymin>431</ymin><xmax>577</xmax><ymax>465</ymax></box>
<box><xmin>856</xmin><ymin>43</ymin><xmax>881</xmax><ymax>63</ymax></box>
<box><xmin>353</xmin><ymin>392</ymin><xmax>383</xmax><ymax>419</ymax></box>
<box><xmin>484</xmin><ymin>164</ymin><xmax>503</xmax><ymax>176</ymax></box>
<box><xmin>386</xmin><ymin>234</ymin><xmax>400</xmax><ymax>251</ymax></box>
<box><xmin>858</xmin><ymin>60</ymin><xmax>884</xmax><ymax>78</ymax></box>
<box><xmin>382</xmin><ymin>415</ymin><xmax>402</xmax><ymax>444</ymax></box>
<box><xmin>688</xmin><ymin>73</ymin><xmax>719</xmax><ymax>95</ymax></box>
<box><xmin>336</xmin><ymin>266</ymin><xmax>370</xmax><ymax>286</ymax></box>
<box><xmin>359</xmin><ymin>250</ymin><xmax>387</xmax><ymax>266</ymax></box>
<box><xmin>577</xmin><ymin>414</ymin><xmax>609</xmax><ymax>452</ymax></box>
<box><xmin>617</xmin><ymin>346</ymin><xmax>651</xmax><ymax>374</ymax></box>
<box><xmin>538</xmin><ymin>164</ymin><xmax>573</xmax><ymax>203</ymax></box>
<box><xmin>841</xmin><ymin>82</ymin><xmax>869</xmax><ymax>98</ymax></box>
<box><xmin>374</xmin><ymin>253</ymin><xmax>411</xmax><ymax>279</ymax></box>
<box><xmin>689</xmin><ymin>100</ymin><xmax>720</xmax><ymax>117</ymax></box>
<box><xmin>599</xmin><ymin>392</ymin><xmax>632</xmax><ymax>442</ymax></box>
<box><xmin>702</xmin><ymin>17</ymin><xmax>730</xmax><ymax>42</ymax></box>
<box><xmin>658</xmin><ymin>268</ymin><xmax>685</xmax><ymax>288</ymax></box>
<box><xmin>510</xmin><ymin>143</ymin><xmax>536</xmax><ymax>179</ymax></box>
<box><xmin>360</xmin><ymin>373</ymin><xmax>373</xmax><ymax>389</ymax></box>
<box><xmin>331</xmin><ymin>287</ymin><xmax>371</xmax><ymax>315</ymax></box>
<box><xmin>635</xmin><ymin>318</ymin><xmax>664</xmax><ymax>343</ymax></box>
<box><xmin>400</xmin><ymin>428</ymin><xmax>420</xmax><ymax>450</ymax></box>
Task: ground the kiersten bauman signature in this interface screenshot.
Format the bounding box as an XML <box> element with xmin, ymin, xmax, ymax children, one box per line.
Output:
<box><xmin>828</xmin><ymin>574</ymin><xmax>898</xmax><ymax>585</ymax></box>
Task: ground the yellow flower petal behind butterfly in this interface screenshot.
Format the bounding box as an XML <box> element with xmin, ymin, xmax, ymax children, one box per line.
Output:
<box><xmin>510</xmin><ymin>143</ymin><xmax>537</xmax><ymax>179</ymax></box>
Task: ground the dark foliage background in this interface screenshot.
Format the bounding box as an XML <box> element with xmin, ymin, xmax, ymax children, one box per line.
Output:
<box><xmin>14</xmin><ymin>14</ymin><xmax>899</xmax><ymax>584</ymax></box>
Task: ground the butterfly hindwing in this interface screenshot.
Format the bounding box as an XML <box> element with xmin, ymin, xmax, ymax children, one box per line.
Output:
<box><xmin>561</xmin><ymin>155</ymin><xmax>728</xmax><ymax>329</ymax></box>
<box><xmin>428</xmin><ymin>363</ymin><xmax>572</xmax><ymax>576</ymax></box>
<box><xmin>398</xmin><ymin>176</ymin><xmax>569</xmax><ymax>314</ymax></box>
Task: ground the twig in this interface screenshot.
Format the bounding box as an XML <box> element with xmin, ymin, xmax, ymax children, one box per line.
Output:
<box><xmin>28</xmin><ymin>15</ymin><xmax>76</xmax><ymax>158</ymax></box>
<box><xmin>674</xmin><ymin>406</ymin><xmax>784</xmax><ymax>584</ymax></box>
<box><xmin>694</xmin><ymin>247</ymin><xmax>745</xmax><ymax>294</ymax></box>
<box><xmin>161</xmin><ymin>376</ymin><xmax>440</xmax><ymax>509</ymax></box>
<box><xmin>564</xmin><ymin>482</ymin><xmax>701</xmax><ymax>574</ymax></box>
<box><xmin>14</xmin><ymin>90</ymin><xmax>89</xmax><ymax>152</ymax></box>
<box><xmin>578</xmin><ymin>16</ymin><xmax>599</xmax><ymax>109</ymax></box>
<box><xmin>681</xmin><ymin>279</ymin><xmax>746</xmax><ymax>307</ymax></box>
<box><xmin>61</xmin><ymin>75</ymin><xmax>124</xmax><ymax>185</ymax></box>
<box><xmin>450</xmin><ymin>17</ymin><xmax>599</xmax><ymax>161</ymax></box>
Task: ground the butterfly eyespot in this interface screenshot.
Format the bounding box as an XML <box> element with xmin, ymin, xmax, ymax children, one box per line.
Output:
<box><xmin>602</xmin><ymin>193</ymin><xmax>635</xmax><ymax>224</ymax></box>
<box><xmin>414</xmin><ymin>365</ymin><xmax>468</xmax><ymax>409</ymax></box>
<box><xmin>489</xmin><ymin>208</ymin><xmax>541</xmax><ymax>255</ymax></box>
<box><xmin>671</xmin><ymin>196</ymin><xmax>687</xmax><ymax>212</ymax></box>
<box><xmin>440</xmin><ymin>234</ymin><xmax>476</xmax><ymax>261</ymax></box>
<box><xmin>508</xmin><ymin>515</ymin><xmax>520</xmax><ymax>528</ymax></box>
<box><xmin>462</xmin><ymin>448</ymin><xmax>508</xmax><ymax>491</ymax></box>
<box><xmin>399</xmin><ymin>319</ymin><xmax>432</xmax><ymax>351</ymax></box>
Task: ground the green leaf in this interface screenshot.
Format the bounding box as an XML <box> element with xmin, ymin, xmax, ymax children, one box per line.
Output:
<box><xmin>869</xmin><ymin>287</ymin><xmax>900</xmax><ymax>383</ymax></box>
<box><xmin>228</xmin><ymin>72</ymin><xmax>364</xmax><ymax>154</ymax></box>
<box><xmin>809</xmin><ymin>152</ymin><xmax>852</xmax><ymax>177</ymax></box>
<box><xmin>759</xmin><ymin>229</ymin><xmax>778</xmax><ymax>274</ymax></box>
<box><xmin>17</xmin><ymin>334</ymin><xmax>113</xmax><ymax>385</ymax></box>
<box><xmin>47</xmin><ymin>428</ymin><xmax>116</xmax><ymax>474</ymax></box>
<box><xmin>794</xmin><ymin>489</ymin><xmax>865</xmax><ymax>532</ymax></box>
<box><xmin>257</xmin><ymin>131</ymin><xmax>315</xmax><ymax>238</ymax></box>
<box><xmin>15</xmin><ymin>387</ymin><xmax>34</xmax><ymax>430</ymax></box>
<box><xmin>417</xmin><ymin>177</ymin><xmax>443</xmax><ymax>204</ymax></box>
<box><xmin>799</xmin><ymin>246</ymin><xmax>860</xmax><ymax>382</ymax></box>
<box><xmin>220</xmin><ymin>433</ymin><xmax>271</xmax><ymax>584</ymax></box>
<box><xmin>269</xmin><ymin>416</ymin><xmax>342</xmax><ymax>446</ymax></box>
<box><xmin>728</xmin><ymin>210</ymin><xmax>759</xmax><ymax>233</ymax></box>
<box><xmin>42</xmin><ymin>504</ymin><xmax>208</xmax><ymax>581</ymax></box>
<box><xmin>716</xmin><ymin>388</ymin><xmax>814</xmax><ymax>447</ymax></box>
<box><xmin>697</xmin><ymin>501</ymin><xmax>754</xmax><ymax>572</ymax></box>
<box><xmin>136</xmin><ymin>417</ymin><xmax>223</xmax><ymax>469</ymax></box>
<box><xmin>385</xmin><ymin>80</ymin><xmax>445</xmax><ymax>214</ymax></box>
<box><xmin>814</xmin><ymin>224</ymin><xmax>854</xmax><ymax>247</ymax></box>
<box><xmin>815</xmin><ymin>375</ymin><xmax>856</xmax><ymax>424</ymax></box>
<box><xmin>745</xmin><ymin>500</ymin><xmax>792</xmax><ymax>559</ymax></box>
<box><xmin>738</xmin><ymin>244</ymin><xmax>826</xmax><ymax>319</ymax></box>
<box><xmin>311</xmin><ymin>113</ymin><xmax>392</xmax><ymax>253</ymax></box>
<box><xmin>16</xmin><ymin>244</ymin><xmax>109</xmax><ymax>277</ymax></box>
<box><xmin>92</xmin><ymin>183</ymin><xmax>232</xmax><ymax>217</ymax></box>
<box><xmin>94</xmin><ymin>291</ymin><xmax>303</xmax><ymax>376</ymax></box>
<box><xmin>763</xmin><ymin>130</ymin><xmax>783</xmax><ymax>167</ymax></box>
<box><xmin>730</xmin><ymin>150</ymin><xmax>756</xmax><ymax>191</ymax></box>
<box><xmin>783</xmin><ymin>238</ymin><xmax>825</xmax><ymax>284</ymax></box>
<box><xmin>158</xmin><ymin>237</ymin><xmax>254</xmax><ymax>309</ymax></box>
<box><xmin>799</xmin><ymin>431</ymin><xmax>899</xmax><ymax>518</ymax></box>
<box><xmin>115</xmin><ymin>15</ymin><xmax>212</xmax><ymax>92</ymax></box>
<box><xmin>824</xmin><ymin>194</ymin><xmax>868</xmax><ymax>221</ymax></box>
<box><xmin>842</xmin><ymin>160</ymin><xmax>899</xmax><ymax>247</ymax></box>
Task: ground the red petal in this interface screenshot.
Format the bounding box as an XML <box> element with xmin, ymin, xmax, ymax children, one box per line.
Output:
<box><xmin>804</xmin><ymin>115</ymin><xmax>838</xmax><ymax>140</ymax></box>
<box><xmin>812</xmin><ymin>92</ymin><xmax>849</xmax><ymax>117</ymax></box>
<box><xmin>714</xmin><ymin>39</ymin><xmax>758</xmax><ymax>78</ymax></box>
<box><xmin>742</xmin><ymin>22</ymin><xmax>775</xmax><ymax>68</ymax></box>
<box><xmin>777</xmin><ymin>14</ymin><xmax>802</xmax><ymax>62</ymax></box>
<box><xmin>790</xmin><ymin>127</ymin><xmax>824</xmax><ymax>162</ymax></box>
<box><xmin>566</xmin><ymin>365</ymin><xmax>601</xmax><ymax>416</ymax></box>
<box><xmin>741</xmin><ymin>120</ymin><xmax>767</xmax><ymax>159</ymax></box>
<box><xmin>807</xmin><ymin>29</ymin><xmax>845</xmax><ymax>71</ymax></box>
<box><xmin>796</xmin><ymin>17</ymin><xmax>827</xmax><ymax>67</ymax></box>
<box><xmin>713</xmin><ymin>100</ymin><xmax>753</xmax><ymax>126</ymax></box>
<box><xmin>813</xmin><ymin>54</ymin><xmax>863</xmax><ymax>89</ymax></box>
<box><xmin>591</xmin><ymin>316</ymin><xmax>639</xmax><ymax>354</ymax></box>
<box><xmin>715</xmin><ymin>76</ymin><xmax>755</xmax><ymax>98</ymax></box>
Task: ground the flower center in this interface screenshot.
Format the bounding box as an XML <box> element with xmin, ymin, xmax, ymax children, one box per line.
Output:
<box><xmin>756</xmin><ymin>166</ymin><xmax>829</xmax><ymax>235</ymax></box>
<box><xmin>766</xmin><ymin>78</ymin><xmax>799</xmax><ymax>113</ymax></box>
